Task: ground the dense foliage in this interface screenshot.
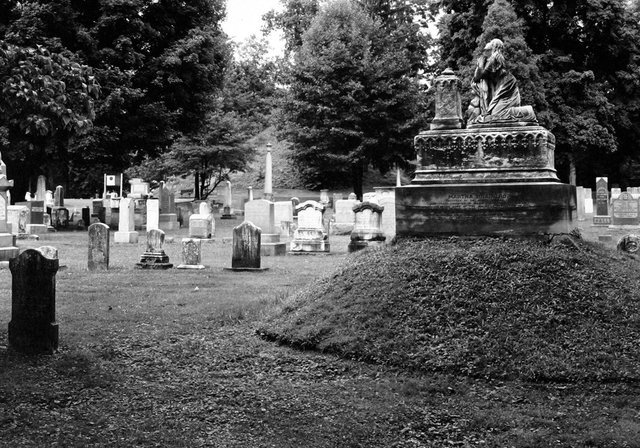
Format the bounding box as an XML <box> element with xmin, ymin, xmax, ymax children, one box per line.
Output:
<box><xmin>0</xmin><ymin>0</ymin><xmax>229</xmax><ymax>198</ymax></box>
<box><xmin>432</xmin><ymin>0</ymin><xmax>640</xmax><ymax>187</ymax></box>
<box><xmin>275</xmin><ymin>0</ymin><xmax>428</xmax><ymax>197</ymax></box>
<box><xmin>259</xmin><ymin>237</ymin><xmax>640</xmax><ymax>382</ymax></box>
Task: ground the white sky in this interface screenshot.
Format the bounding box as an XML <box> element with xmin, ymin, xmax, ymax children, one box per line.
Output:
<box><xmin>222</xmin><ymin>0</ymin><xmax>285</xmax><ymax>56</ymax></box>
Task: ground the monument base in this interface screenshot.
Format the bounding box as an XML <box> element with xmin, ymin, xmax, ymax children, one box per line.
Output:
<box><xmin>114</xmin><ymin>231</ymin><xmax>139</xmax><ymax>243</ymax></box>
<box><xmin>176</xmin><ymin>264</ymin><xmax>206</xmax><ymax>270</ymax></box>
<box><xmin>26</xmin><ymin>224</ymin><xmax>48</xmax><ymax>235</ymax></box>
<box><xmin>348</xmin><ymin>240</ymin><xmax>387</xmax><ymax>253</ymax></box>
<box><xmin>290</xmin><ymin>239</ymin><xmax>330</xmax><ymax>253</ymax></box>
<box><xmin>260</xmin><ymin>233</ymin><xmax>287</xmax><ymax>256</ymax></box>
<box><xmin>136</xmin><ymin>251</ymin><xmax>173</xmax><ymax>269</ymax></box>
<box><xmin>593</xmin><ymin>216</ymin><xmax>612</xmax><ymax>226</ymax></box>
<box><xmin>159</xmin><ymin>214</ymin><xmax>180</xmax><ymax>231</ymax></box>
<box><xmin>396</xmin><ymin>182</ymin><xmax>576</xmax><ymax>237</ymax></box>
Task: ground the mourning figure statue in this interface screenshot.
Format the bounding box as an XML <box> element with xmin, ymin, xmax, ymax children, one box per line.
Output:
<box><xmin>467</xmin><ymin>38</ymin><xmax>537</xmax><ymax>127</ymax></box>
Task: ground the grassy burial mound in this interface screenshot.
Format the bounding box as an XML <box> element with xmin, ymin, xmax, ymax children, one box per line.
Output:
<box><xmin>258</xmin><ymin>237</ymin><xmax>640</xmax><ymax>382</ymax></box>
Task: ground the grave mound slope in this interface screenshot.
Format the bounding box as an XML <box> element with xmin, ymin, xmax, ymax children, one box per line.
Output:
<box><xmin>258</xmin><ymin>237</ymin><xmax>640</xmax><ymax>382</ymax></box>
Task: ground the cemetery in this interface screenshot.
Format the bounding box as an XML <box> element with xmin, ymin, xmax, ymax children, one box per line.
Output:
<box><xmin>2</xmin><ymin>0</ymin><xmax>640</xmax><ymax>447</ymax></box>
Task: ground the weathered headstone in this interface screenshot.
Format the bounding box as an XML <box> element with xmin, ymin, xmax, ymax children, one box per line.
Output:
<box><xmin>114</xmin><ymin>197</ymin><xmax>139</xmax><ymax>243</ymax></box>
<box><xmin>88</xmin><ymin>223</ymin><xmax>110</xmax><ymax>270</ymax></box>
<box><xmin>290</xmin><ymin>201</ymin><xmax>329</xmax><ymax>253</ymax></box>
<box><xmin>332</xmin><ymin>198</ymin><xmax>359</xmax><ymax>234</ymax></box>
<box><xmin>226</xmin><ymin>221</ymin><xmax>267</xmax><ymax>271</ymax></box>
<box><xmin>319</xmin><ymin>189</ymin><xmax>330</xmax><ymax>207</ymax></box>
<box><xmin>37</xmin><ymin>246</ymin><xmax>58</xmax><ymax>260</ymax></box>
<box><xmin>146</xmin><ymin>198</ymin><xmax>160</xmax><ymax>231</ymax></box>
<box><xmin>158</xmin><ymin>181</ymin><xmax>179</xmax><ymax>230</ymax></box>
<box><xmin>7</xmin><ymin>205</ymin><xmax>29</xmax><ymax>235</ymax></box>
<box><xmin>135</xmin><ymin>229</ymin><xmax>173</xmax><ymax>269</ymax></box>
<box><xmin>611</xmin><ymin>192</ymin><xmax>640</xmax><ymax>226</ymax></box>
<box><xmin>177</xmin><ymin>238</ymin><xmax>205</xmax><ymax>269</ymax></box>
<box><xmin>189</xmin><ymin>202</ymin><xmax>214</xmax><ymax>238</ymax></box>
<box><xmin>348</xmin><ymin>202</ymin><xmax>386</xmax><ymax>252</ymax></box>
<box><xmin>25</xmin><ymin>200</ymin><xmax>47</xmax><ymax>235</ymax></box>
<box><xmin>50</xmin><ymin>186</ymin><xmax>69</xmax><ymax>229</ymax></box>
<box><xmin>594</xmin><ymin>177</ymin><xmax>611</xmax><ymax>226</ymax></box>
<box><xmin>611</xmin><ymin>187</ymin><xmax>622</xmax><ymax>200</ymax></box>
<box><xmin>347</xmin><ymin>192</ymin><xmax>357</xmax><ymax>200</ymax></box>
<box><xmin>8</xmin><ymin>249</ymin><xmax>59</xmax><ymax>354</ymax></box>
<box><xmin>129</xmin><ymin>178</ymin><xmax>150</xmax><ymax>198</ymax></box>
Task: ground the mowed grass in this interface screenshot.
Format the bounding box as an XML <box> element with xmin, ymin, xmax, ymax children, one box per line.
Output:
<box><xmin>0</xmin><ymin>222</ymin><xmax>639</xmax><ymax>447</ymax></box>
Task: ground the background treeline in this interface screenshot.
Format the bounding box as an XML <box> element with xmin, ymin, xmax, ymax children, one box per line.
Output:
<box><xmin>1</xmin><ymin>0</ymin><xmax>639</xmax><ymax>199</ymax></box>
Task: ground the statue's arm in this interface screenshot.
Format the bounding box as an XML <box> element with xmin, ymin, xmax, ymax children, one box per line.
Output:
<box><xmin>472</xmin><ymin>55</ymin><xmax>486</xmax><ymax>82</ymax></box>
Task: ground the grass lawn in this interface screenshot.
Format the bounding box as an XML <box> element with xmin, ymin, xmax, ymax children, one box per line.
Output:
<box><xmin>1</xmin><ymin>219</ymin><xmax>640</xmax><ymax>447</ymax></box>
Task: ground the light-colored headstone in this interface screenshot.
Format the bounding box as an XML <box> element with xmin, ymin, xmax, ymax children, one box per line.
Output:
<box><xmin>189</xmin><ymin>202</ymin><xmax>214</xmax><ymax>238</ymax></box>
<box><xmin>584</xmin><ymin>188</ymin><xmax>593</xmax><ymax>214</ymax></box>
<box><xmin>319</xmin><ymin>189</ymin><xmax>329</xmax><ymax>206</ymax></box>
<box><xmin>129</xmin><ymin>178</ymin><xmax>150</xmax><ymax>198</ymax></box>
<box><xmin>611</xmin><ymin>188</ymin><xmax>622</xmax><ymax>200</ymax></box>
<box><xmin>362</xmin><ymin>192</ymin><xmax>378</xmax><ymax>203</ymax></box>
<box><xmin>264</xmin><ymin>144</ymin><xmax>273</xmax><ymax>200</ymax></box>
<box><xmin>245</xmin><ymin>199</ymin><xmax>275</xmax><ymax>234</ymax></box>
<box><xmin>612</xmin><ymin>192</ymin><xmax>640</xmax><ymax>225</ymax></box>
<box><xmin>37</xmin><ymin>246</ymin><xmax>58</xmax><ymax>259</ymax></box>
<box><xmin>274</xmin><ymin>201</ymin><xmax>294</xmax><ymax>236</ymax></box>
<box><xmin>53</xmin><ymin>186</ymin><xmax>64</xmax><ymax>207</ymax></box>
<box><xmin>8</xmin><ymin>249</ymin><xmax>59</xmax><ymax>354</ymax></box>
<box><xmin>146</xmin><ymin>199</ymin><xmax>160</xmax><ymax>231</ymax></box>
<box><xmin>291</xmin><ymin>201</ymin><xmax>329</xmax><ymax>253</ymax></box>
<box><xmin>45</xmin><ymin>190</ymin><xmax>54</xmax><ymax>208</ymax></box>
<box><xmin>88</xmin><ymin>223</ymin><xmax>110</xmax><ymax>270</ymax></box>
<box><xmin>374</xmin><ymin>187</ymin><xmax>396</xmax><ymax>240</ymax></box>
<box><xmin>8</xmin><ymin>205</ymin><xmax>29</xmax><ymax>234</ymax></box>
<box><xmin>332</xmin><ymin>199</ymin><xmax>359</xmax><ymax>234</ymax></box>
<box><xmin>576</xmin><ymin>186</ymin><xmax>586</xmax><ymax>221</ymax></box>
<box><xmin>114</xmin><ymin>197</ymin><xmax>139</xmax><ymax>243</ymax></box>
<box><xmin>347</xmin><ymin>192</ymin><xmax>357</xmax><ymax>200</ymax></box>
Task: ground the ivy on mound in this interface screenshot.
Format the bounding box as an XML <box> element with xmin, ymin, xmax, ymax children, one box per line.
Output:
<box><xmin>257</xmin><ymin>237</ymin><xmax>640</xmax><ymax>382</ymax></box>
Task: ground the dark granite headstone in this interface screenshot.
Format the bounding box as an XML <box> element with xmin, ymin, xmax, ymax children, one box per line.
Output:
<box><xmin>231</xmin><ymin>221</ymin><xmax>263</xmax><ymax>269</ymax></box>
<box><xmin>88</xmin><ymin>223</ymin><xmax>110</xmax><ymax>270</ymax></box>
<box><xmin>8</xmin><ymin>249</ymin><xmax>59</xmax><ymax>354</ymax></box>
<box><xmin>595</xmin><ymin>177</ymin><xmax>609</xmax><ymax>216</ymax></box>
<box><xmin>29</xmin><ymin>200</ymin><xmax>45</xmax><ymax>224</ymax></box>
<box><xmin>82</xmin><ymin>207</ymin><xmax>91</xmax><ymax>226</ymax></box>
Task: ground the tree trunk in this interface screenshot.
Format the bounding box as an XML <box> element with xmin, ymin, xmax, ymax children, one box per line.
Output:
<box><xmin>351</xmin><ymin>162</ymin><xmax>364</xmax><ymax>200</ymax></box>
<box><xmin>194</xmin><ymin>171</ymin><xmax>200</xmax><ymax>200</ymax></box>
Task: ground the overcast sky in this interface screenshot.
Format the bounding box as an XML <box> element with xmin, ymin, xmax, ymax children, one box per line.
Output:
<box><xmin>223</xmin><ymin>0</ymin><xmax>284</xmax><ymax>55</ymax></box>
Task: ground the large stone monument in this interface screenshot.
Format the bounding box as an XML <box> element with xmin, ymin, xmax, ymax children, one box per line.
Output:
<box><xmin>396</xmin><ymin>41</ymin><xmax>575</xmax><ymax>237</ymax></box>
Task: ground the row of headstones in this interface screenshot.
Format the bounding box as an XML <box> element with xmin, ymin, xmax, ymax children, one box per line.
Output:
<box><xmin>578</xmin><ymin>178</ymin><xmax>640</xmax><ymax>226</ymax></box>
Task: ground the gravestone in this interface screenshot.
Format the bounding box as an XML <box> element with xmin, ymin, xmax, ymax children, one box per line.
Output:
<box><xmin>146</xmin><ymin>198</ymin><xmax>160</xmax><ymax>231</ymax></box>
<box><xmin>291</xmin><ymin>197</ymin><xmax>300</xmax><ymax>217</ymax></box>
<box><xmin>82</xmin><ymin>207</ymin><xmax>91</xmax><ymax>227</ymax></box>
<box><xmin>92</xmin><ymin>199</ymin><xmax>106</xmax><ymax>224</ymax></box>
<box><xmin>25</xmin><ymin>200</ymin><xmax>47</xmax><ymax>235</ymax></box>
<box><xmin>88</xmin><ymin>223</ymin><xmax>110</xmax><ymax>270</ymax></box>
<box><xmin>264</xmin><ymin>144</ymin><xmax>273</xmax><ymax>201</ymax></box>
<box><xmin>362</xmin><ymin>192</ymin><xmax>378</xmax><ymax>203</ymax></box>
<box><xmin>135</xmin><ymin>229</ymin><xmax>173</xmax><ymax>269</ymax></box>
<box><xmin>594</xmin><ymin>177</ymin><xmax>612</xmax><ymax>226</ymax></box>
<box><xmin>221</xmin><ymin>181</ymin><xmax>236</xmax><ymax>219</ymax></box>
<box><xmin>35</xmin><ymin>175</ymin><xmax>47</xmax><ymax>202</ymax></box>
<box><xmin>226</xmin><ymin>221</ymin><xmax>267</xmax><ymax>271</ymax></box>
<box><xmin>611</xmin><ymin>192</ymin><xmax>640</xmax><ymax>226</ymax></box>
<box><xmin>8</xmin><ymin>248</ymin><xmax>59</xmax><ymax>354</ymax></box>
<box><xmin>274</xmin><ymin>201</ymin><xmax>294</xmax><ymax>236</ymax></box>
<box><xmin>319</xmin><ymin>189</ymin><xmax>330</xmax><ymax>207</ymax></box>
<box><xmin>158</xmin><ymin>181</ymin><xmax>179</xmax><ymax>230</ymax></box>
<box><xmin>129</xmin><ymin>178</ymin><xmax>150</xmax><ymax>198</ymax></box>
<box><xmin>244</xmin><ymin>199</ymin><xmax>286</xmax><ymax>256</ymax></box>
<box><xmin>114</xmin><ymin>197</ymin><xmax>139</xmax><ymax>243</ymax></box>
<box><xmin>374</xmin><ymin>187</ymin><xmax>396</xmax><ymax>241</ymax></box>
<box><xmin>584</xmin><ymin>188</ymin><xmax>594</xmax><ymax>214</ymax></box>
<box><xmin>290</xmin><ymin>201</ymin><xmax>329</xmax><ymax>253</ymax></box>
<box><xmin>7</xmin><ymin>205</ymin><xmax>29</xmax><ymax>235</ymax></box>
<box><xmin>348</xmin><ymin>202</ymin><xmax>386</xmax><ymax>252</ymax></box>
<box><xmin>51</xmin><ymin>185</ymin><xmax>69</xmax><ymax>229</ymax></box>
<box><xmin>611</xmin><ymin>188</ymin><xmax>622</xmax><ymax>200</ymax></box>
<box><xmin>347</xmin><ymin>192</ymin><xmax>357</xmax><ymax>200</ymax></box>
<box><xmin>0</xmin><ymin>161</ymin><xmax>18</xmax><ymax>260</ymax></box>
<box><xmin>37</xmin><ymin>246</ymin><xmax>58</xmax><ymax>260</ymax></box>
<box><xmin>177</xmin><ymin>238</ymin><xmax>205</xmax><ymax>270</ymax></box>
<box><xmin>576</xmin><ymin>186</ymin><xmax>586</xmax><ymax>221</ymax></box>
<box><xmin>332</xmin><ymin>198</ymin><xmax>359</xmax><ymax>234</ymax></box>
<box><xmin>189</xmin><ymin>202</ymin><xmax>214</xmax><ymax>238</ymax></box>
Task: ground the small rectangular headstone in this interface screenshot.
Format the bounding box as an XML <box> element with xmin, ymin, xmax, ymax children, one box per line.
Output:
<box><xmin>232</xmin><ymin>221</ymin><xmax>262</xmax><ymax>269</ymax></box>
<box><xmin>88</xmin><ymin>223</ymin><xmax>110</xmax><ymax>270</ymax></box>
<box><xmin>8</xmin><ymin>249</ymin><xmax>60</xmax><ymax>354</ymax></box>
<box><xmin>177</xmin><ymin>238</ymin><xmax>205</xmax><ymax>269</ymax></box>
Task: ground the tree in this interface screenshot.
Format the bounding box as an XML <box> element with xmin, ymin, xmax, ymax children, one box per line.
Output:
<box><xmin>0</xmin><ymin>41</ymin><xmax>99</xmax><ymax>191</ymax></box>
<box><xmin>0</xmin><ymin>0</ymin><xmax>229</xmax><ymax>198</ymax></box>
<box><xmin>127</xmin><ymin>37</ymin><xmax>279</xmax><ymax>199</ymax></box>
<box><xmin>262</xmin><ymin>0</ymin><xmax>321</xmax><ymax>56</ymax></box>
<box><xmin>280</xmin><ymin>0</ymin><xmax>424</xmax><ymax>198</ymax></box>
